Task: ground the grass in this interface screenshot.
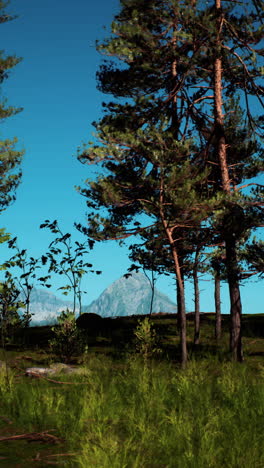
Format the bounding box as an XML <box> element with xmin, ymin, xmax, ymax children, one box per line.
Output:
<box><xmin>0</xmin><ymin>355</ymin><xmax>263</xmax><ymax>467</ymax></box>
<box><xmin>0</xmin><ymin>313</ymin><xmax>263</xmax><ymax>467</ymax></box>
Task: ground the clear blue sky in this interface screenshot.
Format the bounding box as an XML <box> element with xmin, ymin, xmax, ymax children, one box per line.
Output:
<box><xmin>0</xmin><ymin>0</ymin><xmax>263</xmax><ymax>314</ymax></box>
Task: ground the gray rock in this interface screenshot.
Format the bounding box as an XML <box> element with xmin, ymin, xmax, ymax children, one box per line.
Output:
<box><xmin>25</xmin><ymin>363</ymin><xmax>79</xmax><ymax>377</ymax></box>
<box><xmin>25</xmin><ymin>367</ymin><xmax>57</xmax><ymax>377</ymax></box>
<box><xmin>50</xmin><ymin>363</ymin><xmax>77</xmax><ymax>374</ymax></box>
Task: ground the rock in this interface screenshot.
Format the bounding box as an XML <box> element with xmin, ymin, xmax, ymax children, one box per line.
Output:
<box><xmin>50</xmin><ymin>363</ymin><xmax>77</xmax><ymax>374</ymax></box>
<box><xmin>25</xmin><ymin>367</ymin><xmax>57</xmax><ymax>377</ymax></box>
<box><xmin>25</xmin><ymin>363</ymin><xmax>79</xmax><ymax>377</ymax></box>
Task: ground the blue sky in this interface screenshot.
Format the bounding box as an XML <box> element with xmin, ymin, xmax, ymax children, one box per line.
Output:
<box><xmin>0</xmin><ymin>0</ymin><xmax>263</xmax><ymax>314</ymax></box>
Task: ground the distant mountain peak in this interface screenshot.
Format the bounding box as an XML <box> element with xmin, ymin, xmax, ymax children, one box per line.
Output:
<box><xmin>19</xmin><ymin>287</ymin><xmax>73</xmax><ymax>326</ymax></box>
<box><xmin>22</xmin><ymin>272</ymin><xmax>176</xmax><ymax>325</ymax></box>
<box><xmin>85</xmin><ymin>271</ymin><xmax>176</xmax><ymax>317</ymax></box>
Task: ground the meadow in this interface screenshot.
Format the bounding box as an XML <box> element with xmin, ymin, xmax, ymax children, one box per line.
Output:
<box><xmin>0</xmin><ymin>313</ymin><xmax>263</xmax><ymax>467</ymax></box>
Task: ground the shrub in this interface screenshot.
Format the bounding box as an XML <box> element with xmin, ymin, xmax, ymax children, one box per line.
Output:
<box><xmin>76</xmin><ymin>312</ymin><xmax>103</xmax><ymax>332</ymax></box>
<box><xmin>134</xmin><ymin>317</ymin><xmax>161</xmax><ymax>361</ymax></box>
<box><xmin>49</xmin><ymin>309</ymin><xmax>85</xmax><ymax>362</ymax></box>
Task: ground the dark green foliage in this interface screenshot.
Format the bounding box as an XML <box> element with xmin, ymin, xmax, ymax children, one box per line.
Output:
<box><xmin>1</xmin><ymin>237</ymin><xmax>49</xmax><ymax>327</ymax></box>
<box><xmin>0</xmin><ymin>1</ymin><xmax>24</xmax><ymax>212</ymax></box>
<box><xmin>0</xmin><ymin>278</ymin><xmax>24</xmax><ymax>346</ymax></box>
<box><xmin>49</xmin><ymin>309</ymin><xmax>85</xmax><ymax>363</ymax></box>
<box><xmin>240</xmin><ymin>238</ymin><xmax>264</xmax><ymax>279</ymax></box>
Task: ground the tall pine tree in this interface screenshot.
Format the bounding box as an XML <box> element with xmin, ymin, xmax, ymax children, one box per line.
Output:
<box><xmin>190</xmin><ymin>1</ymin><xmax>263</xmax><ymax>360</ymax></box>
<box><xmin>77</xmin><ymin>0</ymin><xmax>263</xmax><ymax>364</ymax></box>
<box><xmin>77</xmin><ymin>0</ymin><xmax>216</xmax><ymax>367</ymax></box>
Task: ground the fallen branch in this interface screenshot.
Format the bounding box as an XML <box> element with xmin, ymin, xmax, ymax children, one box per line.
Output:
<box><xmin>36</xmin><ymin>452</ymin><xmax>78</xmax><ymax>459</ymax></box>
<box><xmin>0</xmin><ymin>430</ymin><xmax>62</xmax><ymax>444</ymax></box>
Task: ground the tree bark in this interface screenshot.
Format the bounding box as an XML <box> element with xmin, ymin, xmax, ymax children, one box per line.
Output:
<box><xmin>170</xmin><ymin>240</ymin><xmax>188</xmax><ymax>368</ymax></box>
<box><xmin>214</xmin><ymin>270</ymin><xmax>221</xmax><ymax>341</ymax></box>
<box><xmin>176</xmin><ymin>258</ymin><xmax>184</xmax><ymax>331</ymax></box>
<box><xmin>226</xmin><ymin>237</ymin><xmax>243</xmax><ymax>361</ymax></box>
<box><xmin>193</xmin><ymin>261</ymin><xmax>200</xmax><ymax>345</ymax></box>
<box><xmin>214</xmin><ymin>55</ymin><xmax>230</xmax><ymax>193</ymax></box>
<box><xmin>149</xmin><ymin>269</ymin><xmax>155</xmax><ymax>316</ymax></box>
<box><xmin>176</xmin><ymin>279</ymin><xmax>182</xmax><ymax>331</ymax></box>
<box><xmin>213</xmin><ymin>0</ymin><xmax>243</xmax><ymax>361</ymax></box>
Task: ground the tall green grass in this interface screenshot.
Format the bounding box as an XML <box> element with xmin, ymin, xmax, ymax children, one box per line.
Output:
<box><xmin>0</xmin><ymin>357</ymin><xmax>263</xmax><ymax>467</ymax></box>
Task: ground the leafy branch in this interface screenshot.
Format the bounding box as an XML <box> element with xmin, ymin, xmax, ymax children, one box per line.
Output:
<box><xmin>40</xmin><ymin>220</ymin><xmax>102</xmax><ymax>316</ymax></box>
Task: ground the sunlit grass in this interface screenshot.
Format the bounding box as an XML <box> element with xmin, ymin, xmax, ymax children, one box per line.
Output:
<box><xmin>0</xmin><ymin>356</ymin><xmax>263</xmax><ymax>467</ymax></box>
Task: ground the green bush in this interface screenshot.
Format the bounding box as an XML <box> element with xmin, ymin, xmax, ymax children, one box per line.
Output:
<box><xmin>49</xmin><ymin>309</ymin><xmax>85</xmax><ymax>362</ymax></box>
<box><xmin>134</xmin><ymin>317</ymin><xmax>161</xmax><ymax>361</ymax></box>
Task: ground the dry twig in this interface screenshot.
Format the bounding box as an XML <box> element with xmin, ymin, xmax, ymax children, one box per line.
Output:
<box><xmin>0</xmin><ymin>430</ymin><xmax>62</xmax><ymax>444</ymax></box>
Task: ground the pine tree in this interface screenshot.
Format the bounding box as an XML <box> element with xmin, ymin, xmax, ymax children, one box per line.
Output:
<box><xmin>77</xmin><ymin>0</ymin><xmax>263</xmax><ymax>364</ymax></box>
<box><xmin>0</xmin><ymin>1</ymin><xmax>23</xmax><ymax>212</ymax></box>
<box><xmin>76</xmin><ymin>0</ymin><xmax>218</xmax><ymax>367</ymax></box>
<box><xmin>188</xmin><ymin>0</ymin><xmax>264</xmax><ymax>360</ymax></box>
<box><xmin>212</xmin><ymin>0</ymin><xmax>263</xmax><ymax>361</ymax></box>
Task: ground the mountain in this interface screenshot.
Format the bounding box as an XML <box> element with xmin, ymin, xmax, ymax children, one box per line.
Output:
<box><xmin>22</xmin><ymin>288</ymin><xmax>74</xmax><ymax>326</ymax></box>
<box><xmin>23</xmin><ymin>272</ymin><xmax>176</xmax><ymax>325</ymax></box>
<box><xmin>84</xmin><ymin>272</ymin><xmax>176</xmax><ymax>317</ymax></box>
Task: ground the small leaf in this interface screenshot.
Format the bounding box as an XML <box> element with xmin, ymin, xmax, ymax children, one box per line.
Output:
<box><xmin>41</xmin><ymin>255</ymin><xmax>48</xmax><ymax>265</ymax></box>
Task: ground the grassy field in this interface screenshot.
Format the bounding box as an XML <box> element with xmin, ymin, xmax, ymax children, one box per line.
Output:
<box><xmin>0</xmin><ymin>313</ymin><xmax>263</xmax><ymax>467</ymax></box>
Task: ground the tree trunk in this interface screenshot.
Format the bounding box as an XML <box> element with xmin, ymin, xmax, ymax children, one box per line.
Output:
<box><xmin>169</xmin><ymin>23</ymin><xmax>187</xmax><ymax>367</ymax></box>
<box><xmin>214</xmin><ymin>56</ymin><xmax>230</xmax><ymax>193</ymax></box>
<box><xmin>193</xmin><ymin>265</ymin><xmax>200</xmax><ymax>345</ymax></box>
<box><xmin>77</xmin><ymin>289</ymin><xmax>82</xmax><ymax>317</ymax></box>
<box><xmin>170</xmin><ymin>241</ymin><xmax>187</xmax><ymax>368</ymax></box>
<box><xmin>176</xmin><ymin>275</ymin><xmax>184</xmax><ymax>331</ymax></box>
<box><xmin>148</xmin><ymin>269</ymin><xmax>155</xmax><ymax>315</ymax></box>
<box><xmin>177</xmin><ymin>274</ymin><xmax>187</xmax><ymax>369</ymax></box>
<box><xmin>176</xmin><ymin>279</ymin><xmax>181</xmax><ymax>330</ymax></box>
<box><xmin>149</xmin><ymin>285</ymin><xmax>154</xmax><ymax>316</ymax></box>
<box><xmin>214</xmin><ymin>271</ymin><xmax>221</xmax><ymax>341</ymax></box>
<box><xmin>214</xmin><ymin>0</ymin><xmax>243</xmax><ymax>361</ymax></box>
<box><xmin>226</xmin><ymin>237</ymin><xmax>243</xmax><ymax>361</ymax></box>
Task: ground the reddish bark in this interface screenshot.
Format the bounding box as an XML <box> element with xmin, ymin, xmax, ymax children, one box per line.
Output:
<box><xmin>213</xmin><ymin>0</ymin><xmax>243</xmax><ymax>361</ymax></box>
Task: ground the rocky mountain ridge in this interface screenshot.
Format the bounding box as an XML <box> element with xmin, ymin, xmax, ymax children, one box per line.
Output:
<box><xmin>23</xmin><ymin>272</ymin><xmax>176</xmax><ymax>325</ymax></box>
<box><xmin>85</xmin><ymin>272</ymin><xmax>176</xmax><ymax>317</ymax></box>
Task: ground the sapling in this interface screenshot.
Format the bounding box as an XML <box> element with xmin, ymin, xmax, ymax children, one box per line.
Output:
<box><xmin>0</xmin><ymin>276</ymin><xmax>25</xmax><ymax>388</ymax></box>
<box><xmin>49</xmin><ymin>309</ymin><xmax>85</xmax><ymax>363</ymax></box>
<box><xmin>134</xmin><ymin>317</ymin><xmax>161</xmax><ymax>362</ymax></box>
<box><xmin>0</xmin><ymin>276</ymin><xmax>24</xmax><ymax>345</ymax></box>
<box><xmin>40</xmin><ymin>220</ymin><xmax>101</xmax><ymax>316</ymax></box>
<box><xmin>2</xmin><ymin>237</ymin><xmax>51</xmax><ymax>327</ymax></box>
